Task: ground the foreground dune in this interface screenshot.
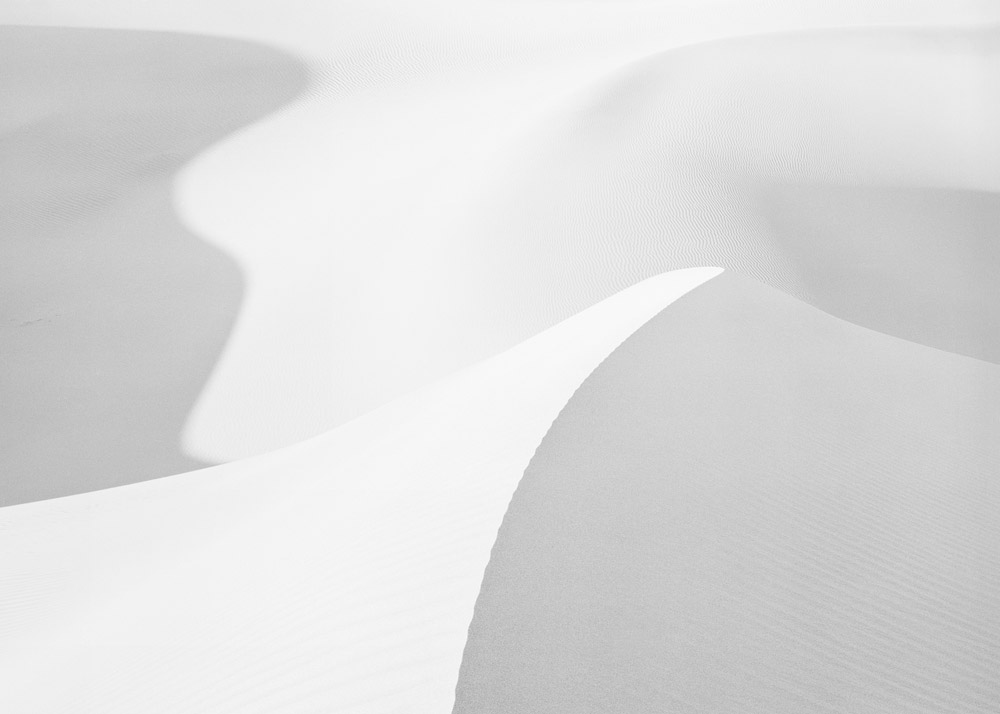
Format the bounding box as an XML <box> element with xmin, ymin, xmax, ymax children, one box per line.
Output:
<box><xmin>457</xmin><ymin>272</ymin><xmax>1000</xmax><ymax>713</ymax></box>
<box><xmin>0</xmin><ymin>269</ymin><xmax>719</xmax><ymax>713</ymax></box>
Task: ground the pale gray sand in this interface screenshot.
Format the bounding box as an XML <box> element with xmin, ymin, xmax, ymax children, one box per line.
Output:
<box><xmin>462</xmin><ymin>26</ymin><xmax>1000</xmax><ymax>364</ymax></box>
<box><xmin>454</xmin><ymin>271</ymin><xmax>1000</xmax><ymax>713</ymax></box>
<box><xmin>758</xmin><ymin>184</ymin><xmax>1000</xmax><ymax>364</ymax></box>
<box><xmin>0</xmin><ymin>27</ymin><xmax>306</xmax><ymax>505</ymax></box>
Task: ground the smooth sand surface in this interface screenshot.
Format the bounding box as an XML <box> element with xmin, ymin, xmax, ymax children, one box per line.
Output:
<box><xmin>176</xmin><ymin>15</ymin><xmax>1000</xmax><ymax>460</ymax></box>
<box><xmin>0</xmin><ymin>26</ymin><xmax>306</xmax><ymax>505</ymax></box>
<box><xmin>457</xmin><ymin>26</ymin><xmax>1000</xmax><ymax>364</ymax></box>
<box><xmin>7</xmin><ymin>1</ymin><xmax>995</xmax><ymax>463</ymax></box>
<box><xmin>0</xmin><ymin>269</ymin><xmax>720</xmax><ymax>713</ymax></box>
<box><xmin>455</xmin><ymin>271</ymin><xmax>1000</xmax><ymax>713</ymax></box>
<box><xmin>1</xmin><ymin>0</ymin><xmax>998</xmax><ymax>711</ymax></box>
<box><xmin>757</xmin><ymin>184</ymin><xmax>1000</xmax><ymax>362</ymax></box>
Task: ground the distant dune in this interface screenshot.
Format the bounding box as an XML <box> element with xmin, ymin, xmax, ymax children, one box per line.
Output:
<box><xmin>0</xmin><ymin>269</ymin><xmax>719</xmax><ymax>713</ymax></box>
<box><xmin>459</xmin><ymin>26</ymin><xmax>1000</xmax><ymax>364</ymax></box>
<box><xmin>177</xmin><ymin>20</ymin><xmax>1000</xmax><ymax>462</ymax></box>
<box><xmin>0</xmin><ymin>27</ymin><xmax>306</xmax><ymax>504</ymax></box>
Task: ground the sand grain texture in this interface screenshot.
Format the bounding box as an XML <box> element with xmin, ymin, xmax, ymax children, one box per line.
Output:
<box><xmin>454</xmin><ymin>271</ymin><xmax>1000</xmax><ymax>713</ymax></box>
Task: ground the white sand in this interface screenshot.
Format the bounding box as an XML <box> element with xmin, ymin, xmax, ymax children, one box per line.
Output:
<box><xmin>6</xmin><ymin>0</ymin><xmax>996</xmax><ymax>461</ymax></box>
<box><xmin>0</xmin><ymin>269</ymin><xmax>719</xmax><ymax>713</ymax></box>
<box><xmin>0</xmin><ymin>27</ymin><xmax>305</xmax><ymax>504</ymax></box>
<box><xmin>2</xmin><ymin>0</ymin><xmax>998</xmax><ymax>711</ymax></box>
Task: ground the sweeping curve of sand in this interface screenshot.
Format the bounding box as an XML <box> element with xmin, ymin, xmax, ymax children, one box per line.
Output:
<box><xmin>10</xmin><ymin>0</ymin><xmax>995</xmax><ymax>463</ymax></box>
<box><xmin>455</xmin><ymin>271</ymin><xmax>1000</xmax><ymax>713</ymax></box>
<box><xmin>2</xmin><ymin>0</ymin><xmax>999</xmax><ymax>711</ymax></box>
<box><xmin>457</xmin><ymin>25</ymin><xmax>1000</xmax><ymax>366</ymax></box>
<box><xmin>0</xmin><ymin>26</ymin><xmax>307</xmax><ymax>505</ymax></box>
<box><xmin>177</xmin><ymin>16</ymin><xmax>1000</xmax><ymax>461</ymax></box>
<box><xmin>0</xmin><ymin>268</ymin><xmax>719</xmax><ymax>713</ymax></box>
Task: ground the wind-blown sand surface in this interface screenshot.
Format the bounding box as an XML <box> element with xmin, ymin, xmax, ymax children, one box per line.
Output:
<box><xmin>1</xmin><ymin>0</ymin><xmax>999</xmax><ymax>711</ymax></box>
<box><xmin>456</xmin><ymin>271</ymin><xmax>1000</xmax><ymax>713</ymax></box>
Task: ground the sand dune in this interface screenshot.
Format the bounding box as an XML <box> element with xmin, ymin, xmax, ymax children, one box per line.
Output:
<box><xmin>0</xmin><ymin>269</ymin><xmax>719</xmax><ymax>713</ymax></box>
<box><xmin>0</xmin><ymin>26</ymin><xmax>305</xmax><ymax>504</ymax></box>
<box><xmin>8</xmin><ymin>1</ymin><xmax>996</xmax><ymax>463</ymax></box>
<box><xmin>456</xmin><ymin>271</ymin><xmax>1000</xmax><ymax>713</ymax></box>
<box><xmin>457</xmin><ymin>26</ymin><xmax>1000</xmax><ymax>364</ymax></box>
<box><xmin>4</xmin><ymin>17</ymin><xmax>994</xmax><ymax>497</ymax></box>
<box><xmin>2</xmin><ymin>0</ymin><xmax>999</xmax><ymax>711</ymax></box>
<box><xmin>176</xmin><ymin>11</ymin><xmax>1000</xmax><ymax>461</ymax></box>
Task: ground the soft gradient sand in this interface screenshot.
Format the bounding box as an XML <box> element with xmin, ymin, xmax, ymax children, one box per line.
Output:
<box><xmin>7</xmin><ymin>1</ymin><xmax>996</xmax><ymax>463</ymax></box>
<box><xmin>455</xmin><ymin>271</ymin><xmax>1000</xmax><ymax>713</ymax></box>
<box><xmin>0</xmin><ymin>26</ymin><xmax>305</xmax><ymax>504</ymax></box>
<box><xmin>180</xmin><ymin>16</ymin><xmax>1000</xmax><ymax>461</ymax></box>
<box><xmin>456</xmin><ymin>26</ymin><xmax>1000</xmax><ymax>364</ymax></box>
<box><xmin>1</xmin><ymin>0</ymin><xmax>998</xmax><ymax>711</ymax></box>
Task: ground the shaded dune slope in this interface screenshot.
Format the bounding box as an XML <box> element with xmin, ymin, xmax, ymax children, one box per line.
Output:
<box><xmin>462</xmin><ymin>25</ymin><xmax>1000</xmax><ymax>364</ymax></box>
<box><xmin>0</xmin><ymin>26</ymin><xmax>306</xmax><ymax>505</ymax></box>
<box><xmin>455</xmin><ymin>271</ymin><xmax>1000</xmax><ymax>713</ymax></box>
<box><xmin>757</xmin><ymin>184</ymin><xmax>1000</xmax><ymax>362</ymax></box>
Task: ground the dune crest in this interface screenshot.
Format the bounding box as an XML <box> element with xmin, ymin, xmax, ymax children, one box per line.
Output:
<box><xmin>0</xmin><ymin>269</ymin><xmax>720</xmax><ymax>713</ymax></box>
<box><xmin>456</xmin><ymin>25</ymin><xmax>1000</xmax><ymax>366</ymax></box>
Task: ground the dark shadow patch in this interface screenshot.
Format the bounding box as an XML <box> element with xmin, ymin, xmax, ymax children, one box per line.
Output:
<box><xmin>0</xmin><ymin>26</ymin><xmax>307</xmax><ymax>506</ymax></box>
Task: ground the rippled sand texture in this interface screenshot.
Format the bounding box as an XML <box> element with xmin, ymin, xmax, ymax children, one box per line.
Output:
<box><xmin>456</xmin><ymin>272</ymin><xmax>1000</xmax><ymax>714</ymax></box>
<box><xmin>0</xmin><ymin>27</ymin><xmax>306</xmax><ymax>504</ymax></box>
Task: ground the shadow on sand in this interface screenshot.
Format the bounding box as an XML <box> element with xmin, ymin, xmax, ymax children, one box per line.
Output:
<box><xmin>0</xmin><ymin>26</ymin><xmax>308</xmax><ymax>505</ymax></box>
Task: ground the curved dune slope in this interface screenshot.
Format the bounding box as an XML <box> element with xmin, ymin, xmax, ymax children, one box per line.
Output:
<box><xmin>178</xmin><ymin>19</ymin><xmax>1000</xmax><ymax>460</ymax></box>
<box><xmin>2</xmin><ymin>7</ymin><xmax>996</xmax><ymax>484</ymax></box>
<box><xmin>461</xmin><ymin>26</ymin><xmax>1000</xmax><ymax>365</ymax></box>
<box><xmin>9</xmin><ymin>2</ymin><xmax>989</xmax><ymax>464</ymax></box>
<box><xmin>0</xmin><ymin>268</ymin><xmax>720</xmax><ymax>714</ymax></box>
<box><xmin>1</xmin><ymin>1</ymin><xmax>997</xmax><ymax>710</ymax></box>
<box><xmin>0</xmin><ymin>26</ymin><xmax>306</xmax><ymax>505</ymax></box>
<box><xmin>455</xmin><ymin>271</ymin><xmax>1000</xmax><ymax>713</ymax></box>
